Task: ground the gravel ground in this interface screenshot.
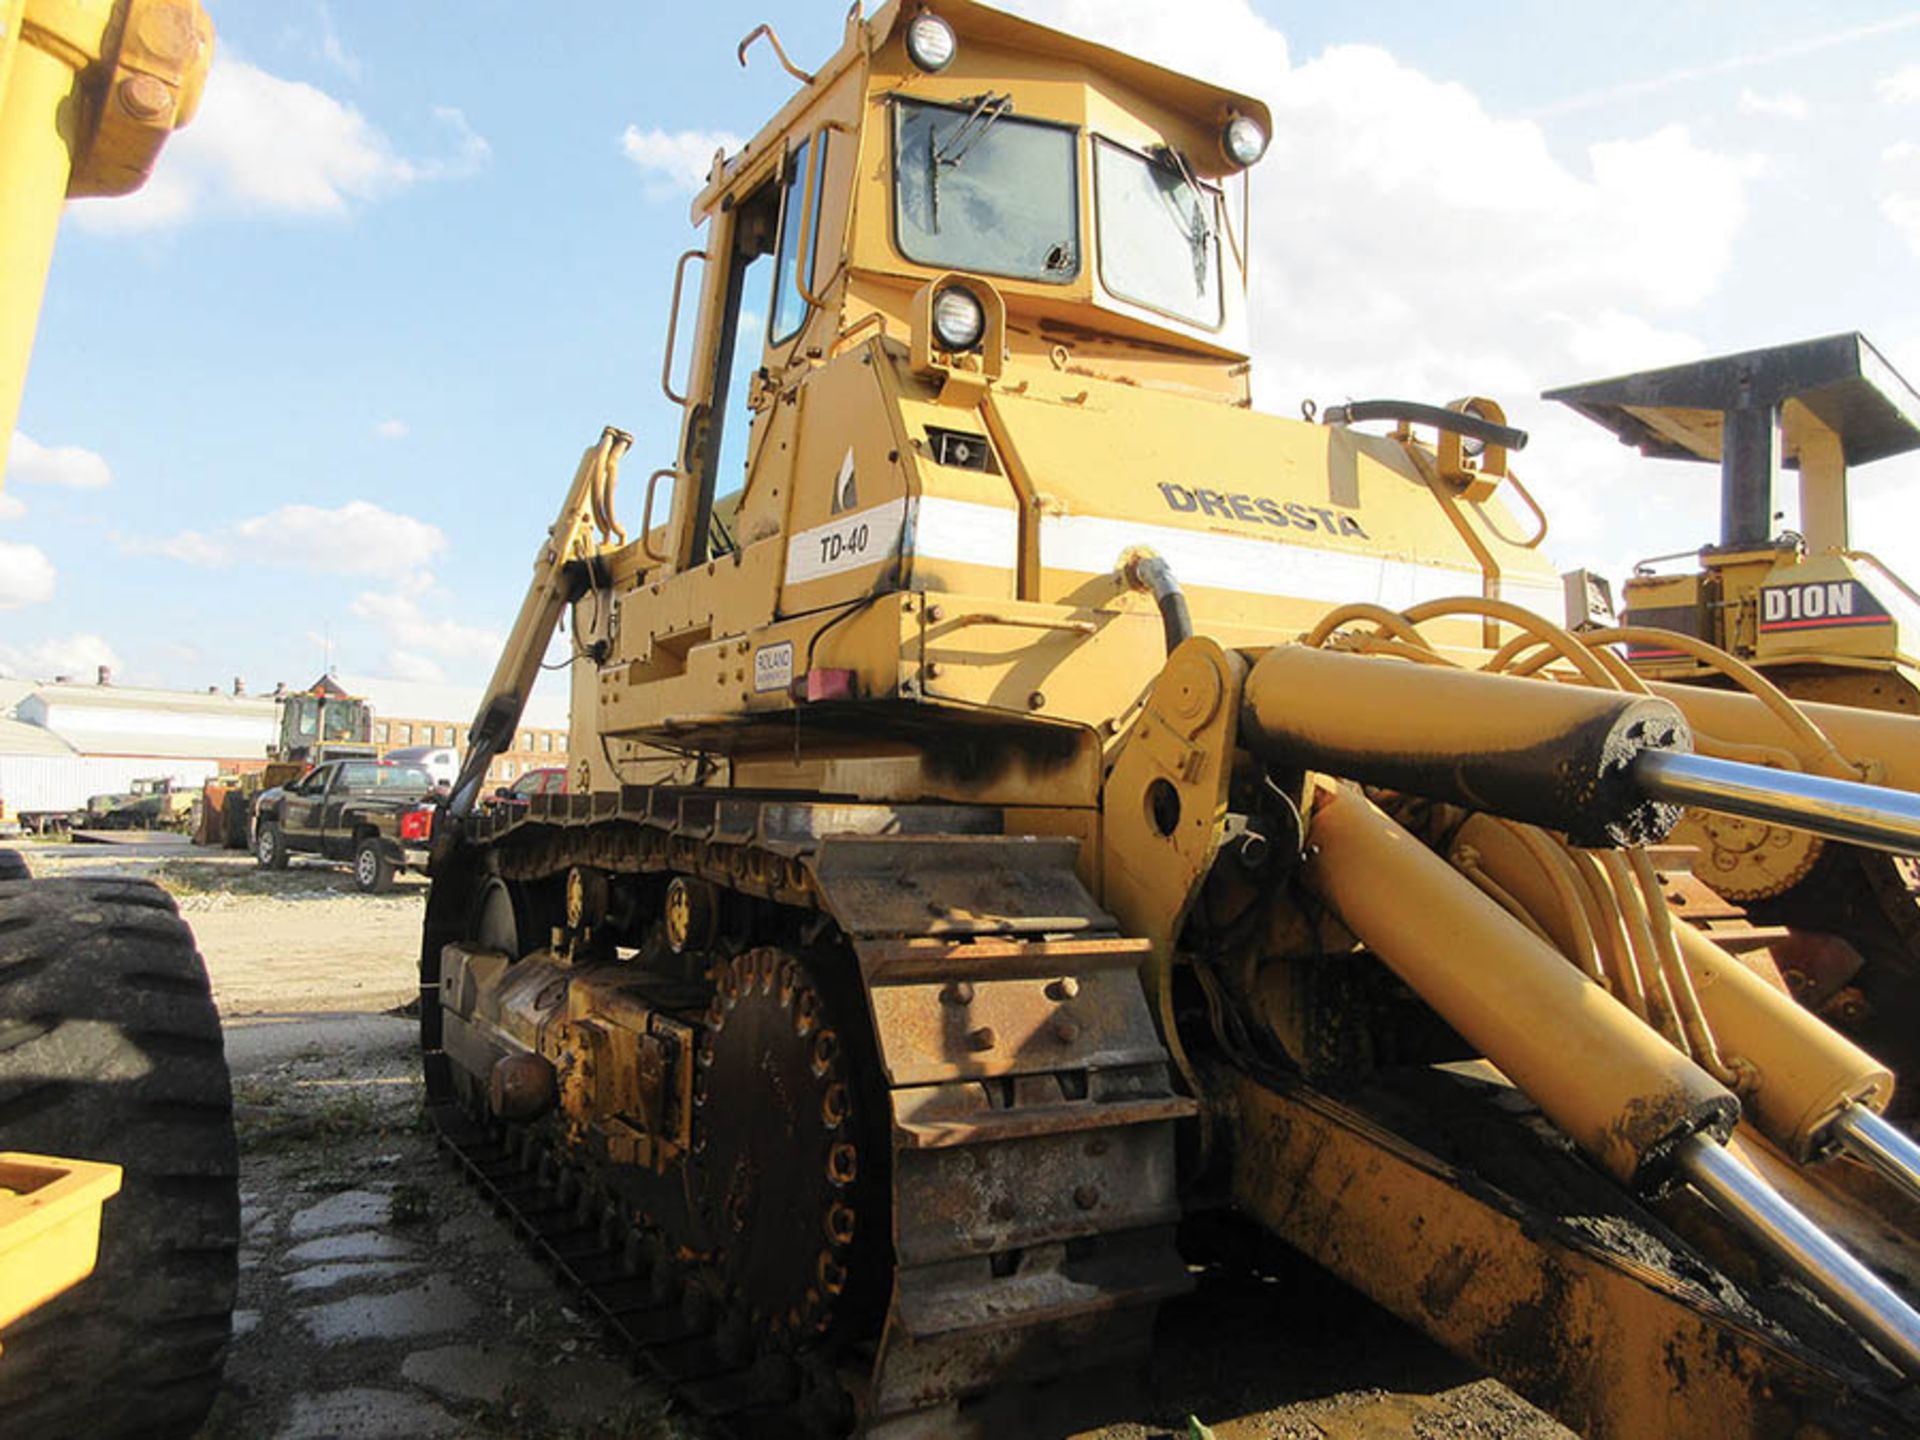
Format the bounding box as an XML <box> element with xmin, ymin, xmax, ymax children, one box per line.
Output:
<box><xmin>11</xmin><ymin>836</ymin><xmax>1565</xmax><ymax>1440</ymax></box>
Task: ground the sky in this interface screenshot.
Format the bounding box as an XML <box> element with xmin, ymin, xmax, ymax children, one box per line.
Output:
<box><xmin>3</xmin><ymin>0</ymin><xmax>1919</xmax><ymax>697</ymax></box>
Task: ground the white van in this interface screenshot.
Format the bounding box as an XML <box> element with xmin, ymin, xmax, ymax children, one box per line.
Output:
<box><xmin>382</xmin><ymin>743</ymin><xmax>458</xmax><ymax>789</ymax></box>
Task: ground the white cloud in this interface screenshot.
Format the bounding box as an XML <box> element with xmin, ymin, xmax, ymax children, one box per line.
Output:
<box><xmin>1546</xmin><ymin>310</ymin><xmax>1705</xmax><ymax>377</ymax></box>
<box><xmin>620</xmin><ymin>126</ymin><xmax>743</xmax><ymax>197</ymax></box>
<box><xmin>373</xmin><ymin>419</ymin><xmax>409</xmax><ymax>440</ymax></box>
<box><xmin>314</xmin><ymin>2</ymin><xmax>359</xmax><ymax>78</ymax></box>
<box><xmin>384</xmin><ymin>650</ymin><xmax>448</xmax><ymax>684</ymax></box>
<box><xmin>0</xmin><ymin>541</ymin><xmax>56</xmax><ymax>609</ymax></box>
<box><xmin>986</xmin><ymin>0</ymin><xmax>1286</xmax><ymax>94</ymax></box>
<box><xmin>0</xmin><ymin>632</ymin><xmax>118</xmax><ymax>680</ymax></box>
<box><xmin>1531</xmin><ymin>14</ymin><xmax>1920</xmax><ymax>118</ymax></box>
<box><xmin>1880</xmin><ymin>66</ymin><xmax>1920</xmax><ymax>104</ymax></box>
<box><xmin>74</xmin><ymin>57</ymin><xmax>489</xmax><ymax>232</ymax></box>
<box><xmin>122</xmin><ymin>499</ymin><xmax>446</xmax><ymax>579</ymax></box>
<box><xmin>1884</xmin><ymin>141</ymin><xmax>1920</xmax><ymax>258</ymax></box>
<box><xmin>0</xmin><ymin>492</ymin><xmax>25</xmax><ymax>521</ymax></box>
<box><xmin>1738</xmin><ymin>88</ymin><xmax>1807</xmax><ymax>120</ymax></box>
<box><xmin>351</xmin><ymin>591</ymin><xmax>501</xmax><ymax>678</ymax></box>
<box><xmin>9</xmin><ymin>432</ymin><xmax>112</xmax><ymax>488</ymax></box>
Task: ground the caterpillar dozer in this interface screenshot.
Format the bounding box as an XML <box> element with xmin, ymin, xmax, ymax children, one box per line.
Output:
<box><xmin>0</xmin><ymin>4</ymin><xmax>239</xmax><ymax>1438</ymax></box>
<box><xmin>1547</xmin><ymin>338</ymin><xmax>1920</xmax><ymax>1110</ymax></box>
<box><xmin>423</xmin><ymin>4</ymin><xmax>1920</xmax><ymax>1434</ymax></box>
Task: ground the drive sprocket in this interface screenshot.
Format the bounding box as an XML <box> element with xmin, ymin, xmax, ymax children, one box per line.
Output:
<box><xmin>693</xmin><ymin>946</ymin><xmax>879</xmax><ymax>1352</ymax></box>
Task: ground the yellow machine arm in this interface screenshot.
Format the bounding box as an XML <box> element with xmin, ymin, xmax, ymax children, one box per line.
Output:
<box><xmin>0</xmin><ymin>0</ymin><xmax>211</xmax><ymax>467</ymax></box>
<box><xmin>447</xmin><ymin>428</ymin><xmax>631</xmax><ymax>816</ymax></box>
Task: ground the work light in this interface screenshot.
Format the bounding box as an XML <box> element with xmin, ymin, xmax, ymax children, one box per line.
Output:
<box><xmin>932</xmin><ymin>286</ymin><xmax>986</xmax><ymax>351</ymax></box>
<box><xmin>1223</xmin><ymin>114</ymin><xmax>1268</xmax><ymax>168</ymax></box>
<box><xmin>906</xmin><ymin>13</ymin><xmax>957</xmax><ymax>72</ymax></box>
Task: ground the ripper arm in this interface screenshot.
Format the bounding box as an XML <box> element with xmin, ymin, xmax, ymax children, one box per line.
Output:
<box><xmin>448</xmin><ymin>428</ymin><xmax>631</xmax><ymax>816</ymax></box>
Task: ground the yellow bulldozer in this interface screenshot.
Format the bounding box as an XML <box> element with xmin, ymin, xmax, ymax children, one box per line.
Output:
<box><xmin>0</xmin><ymin>4</ymin><xmax>238</xmax><ymax>1438</ymax></box>
<box><xmin>1548</xmin><ymin>337</ymin><xmax>1920</xmax><ymax>1109</ymax></box>
<box><xmin>419</xmin><ymin>3</ymin><xmax>1920</xmax><ymax>1436</ymax></box>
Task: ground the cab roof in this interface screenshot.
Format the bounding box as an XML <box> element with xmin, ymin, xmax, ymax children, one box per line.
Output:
<box><xmin>695</xmin><ymin>0</ymin><xmax>1272</xmax><ymax>218</ymax></box>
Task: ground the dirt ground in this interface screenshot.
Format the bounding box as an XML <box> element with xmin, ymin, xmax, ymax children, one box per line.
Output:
<box><xmin>14</xmin><ymin>835</ymin><xmax>1567</xmax><ymax>1440</ymax></box>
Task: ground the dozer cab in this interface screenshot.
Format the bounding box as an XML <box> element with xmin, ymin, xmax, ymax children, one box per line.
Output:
<box><xmin>424</xmin><ymin>4</ymin><xmax>1920</xmax><ymax>1435</ymax></box>
<box><xmin>1548</xmin><ymin>337</ymin><xmax>1920</xmax><ymax>1108</ymax></box>
<box><xmin>0</xmin><ymin>4</ymin><xmax>239</xmax><ymax>1437</ymax></box>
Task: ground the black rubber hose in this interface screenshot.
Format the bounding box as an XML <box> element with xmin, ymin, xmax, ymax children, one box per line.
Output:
<box><xmin>1322</xmin><ymin>399</ymin><xmax>1529</xmax><ymax>452</ymax></box>
<box><xmin>1128</xmin><ymin>553</ymin><xmax>1194</xmax><ymax>654</ymax></box>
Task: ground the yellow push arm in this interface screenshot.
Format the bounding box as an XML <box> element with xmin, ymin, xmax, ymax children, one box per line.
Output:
<box><xmin>0</xmin><ymin>0</ymin><xmax>211</xmax><ymax>470</ymax></box>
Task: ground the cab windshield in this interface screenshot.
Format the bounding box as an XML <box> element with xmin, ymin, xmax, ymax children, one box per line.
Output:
<box><xmin>1093</xmin><ymin>138</ymin><xmax>1223</xmax><ymax>328</ymax></box>
<box><xmin>893</xmin><ymin>96</ymin><xmax>1079</xmax><ymax>283</ymax></box>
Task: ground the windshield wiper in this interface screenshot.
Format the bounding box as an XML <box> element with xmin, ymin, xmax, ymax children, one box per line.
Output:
<box><xmin>928</xmin><ymin>91</ymin><xmax>1013</xmax><ymax>232</ymax></box>
<box><xmin>933</xmin><ymin>92</ymin><xmax>1013</xmax><ymax>170</ymax></box>
<box><xmin>1149</xmin><ymin>145</ymin><xmax>1213</xmax><ymax>294</ymax></box>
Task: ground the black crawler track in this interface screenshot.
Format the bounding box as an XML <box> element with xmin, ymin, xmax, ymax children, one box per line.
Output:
<box><xmin>430</xmin><ymin>1100</ymin><xmax>839</xmax><ymax>1439</ymax></box>
<box><xmin>423</xmin><ymin>795</ymin><xmax>1200</xmax><ymax>1436</ymax></box>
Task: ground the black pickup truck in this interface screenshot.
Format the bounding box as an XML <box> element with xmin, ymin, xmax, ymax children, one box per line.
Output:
<box><xmin>252</xmin><ymin>758</ymin><xmax>437</xmax><ymax>892</ymax></box>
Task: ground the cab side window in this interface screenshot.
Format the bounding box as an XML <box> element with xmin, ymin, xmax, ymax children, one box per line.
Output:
<box><xmin>687</xmin><ymin>179</ymin><xmax>781</xmax><ymax>563</ymax></box>
<box><xmin>769</xmin><ymin>135</ymin><xmax>830</xmax><ymax>346</ymax></box>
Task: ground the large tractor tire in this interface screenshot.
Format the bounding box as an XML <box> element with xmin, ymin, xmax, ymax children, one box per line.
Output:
<box><xmin>0</xmin><ymin>849</ymin><xmax>27</xmax><ymax>881</ymax></box>
<box><xmin>0</xmin><ymin>877</ymin><xmax>239</xmax><ymax>1439</ymax></box>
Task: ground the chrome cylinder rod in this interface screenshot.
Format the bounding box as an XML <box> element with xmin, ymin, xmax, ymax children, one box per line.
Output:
<box><xmin>1677</xmin><ymin>1133</ymin><xmax>1920</xmax><ymax>1379</ymax></box>
<box><xmin>1832</xmin><ymin>1104</ymin><xmax>1920</xmax><ymax>1213</ymax></box>
<box><xmin>1636</xmin><ymin>751</ymin><xmax>1920</xmax><ymax>857</ymax></box>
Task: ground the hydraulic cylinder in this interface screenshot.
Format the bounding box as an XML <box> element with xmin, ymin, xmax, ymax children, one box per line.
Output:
<box><xmin>1242</xmin><ymin>644</ymin><xmax>1690</xmax><ymax>847</ymax></box>
<box><xmin>1304</xmin><ymin>783</ymin><xmax>1737</xmax><ymax>1190</ymax></box>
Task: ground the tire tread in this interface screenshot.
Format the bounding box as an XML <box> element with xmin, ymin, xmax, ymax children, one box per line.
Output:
<box><xmin>0</xmin><ymin>878</ymin><xmax>238</xmax><ymax>1440</ymax></box>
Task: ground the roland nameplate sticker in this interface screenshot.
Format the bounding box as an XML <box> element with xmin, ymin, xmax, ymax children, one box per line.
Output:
<box><xmin>753</xmin><ymin>641</ymin><xmax>794</xmax><ymax>693</ymax></box>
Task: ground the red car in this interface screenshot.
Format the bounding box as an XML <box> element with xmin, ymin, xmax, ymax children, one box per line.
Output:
<box><xmin>492</xmin><ymin>766</ymin><xmax>567</xmax><ymax>810</ymax></box>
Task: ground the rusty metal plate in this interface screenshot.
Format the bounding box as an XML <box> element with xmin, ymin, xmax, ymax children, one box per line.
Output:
<box><xmin>814</xmin><ymin>835</ymin><xmax>1113</xmax><ymax>938</ymax></box>
<box><xmin>867</xmin><ymin>969</ymin><xmax>1164</xmax><ymax>1085</ymax></box>
<box><xmin>893</xmin><ymin>1124</ymin><xmax>1180</xmax><ymax>1267</ymax></box>
<box><xmin>892</xmin><ymin>1070</ymin><xmax>1193</xmax><ymax>1150</ymax></box>
<box><xmin>1215</xmin><ymin>1060</ymin><xmax>1920</xmax><ymax>1438</ymax></box>
<box><xmin>859</xmin><ymin>936</ymin><xmax>1149</xmax><ymax>985</ymax></box>
<box><xmin>870</xmin><ymin>1234</ymin><xmax>1187</xmax><ymax>1417</ymax></box>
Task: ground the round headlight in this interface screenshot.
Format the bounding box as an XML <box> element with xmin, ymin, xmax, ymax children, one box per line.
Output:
<box><xmin>1223</xmin><ymin>114</ymin><xmax>1269</xmax><ymax>168</ymax></box>
<box><xmin>932</xmin><ymin>286</ymin><xmax>986</xmax><ymax>351</ymax></box>
<box><xmin>905</xmin><ymin>13</ymin><xmax>957</xmax><ymax>73</ymax></box>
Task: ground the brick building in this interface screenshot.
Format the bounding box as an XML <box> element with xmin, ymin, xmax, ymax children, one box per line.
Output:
<box><xmin>372</xmin><ymin>713</ymin><xmax>569</xmax><ymax>786</ymax></box>
<box><xmin>344</xmin><ymin>673</ymin><xmax>570</xmax><ymax>789</ymax></box>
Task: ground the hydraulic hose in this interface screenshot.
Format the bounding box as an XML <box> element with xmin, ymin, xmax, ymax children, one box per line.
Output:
<box><xmin>1322</xmin><ymin>399</ymin><xmax>1529</xmax><ymax>452</ymax></box>
<box><xmin>1123</xmin><ymin>550</ymin><xmax>1194</xmax><ymax>655</ymax></box>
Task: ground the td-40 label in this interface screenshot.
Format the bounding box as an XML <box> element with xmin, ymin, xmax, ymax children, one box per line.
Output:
<box><xmin>784</xmin><ymin>498</ymin><xmax>908</xmax><ymax>586</ymax></box>
<box><xmin>1759</xmin><ymin>579</ymin><xmax>1890</xmax><ymax>632</ymax></box>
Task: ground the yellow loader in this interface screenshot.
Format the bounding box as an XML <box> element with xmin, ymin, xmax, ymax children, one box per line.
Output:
<box><xmin>0</xmin><ymin>5</ymin><xmax>238</xmax><ymax>1437</ymax></box>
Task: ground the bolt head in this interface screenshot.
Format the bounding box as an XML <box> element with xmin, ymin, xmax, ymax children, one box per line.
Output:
<box><xmin>118</xmin><ymin>73</ymin><xmax>172</xmax><ymax>121</ymax></box>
